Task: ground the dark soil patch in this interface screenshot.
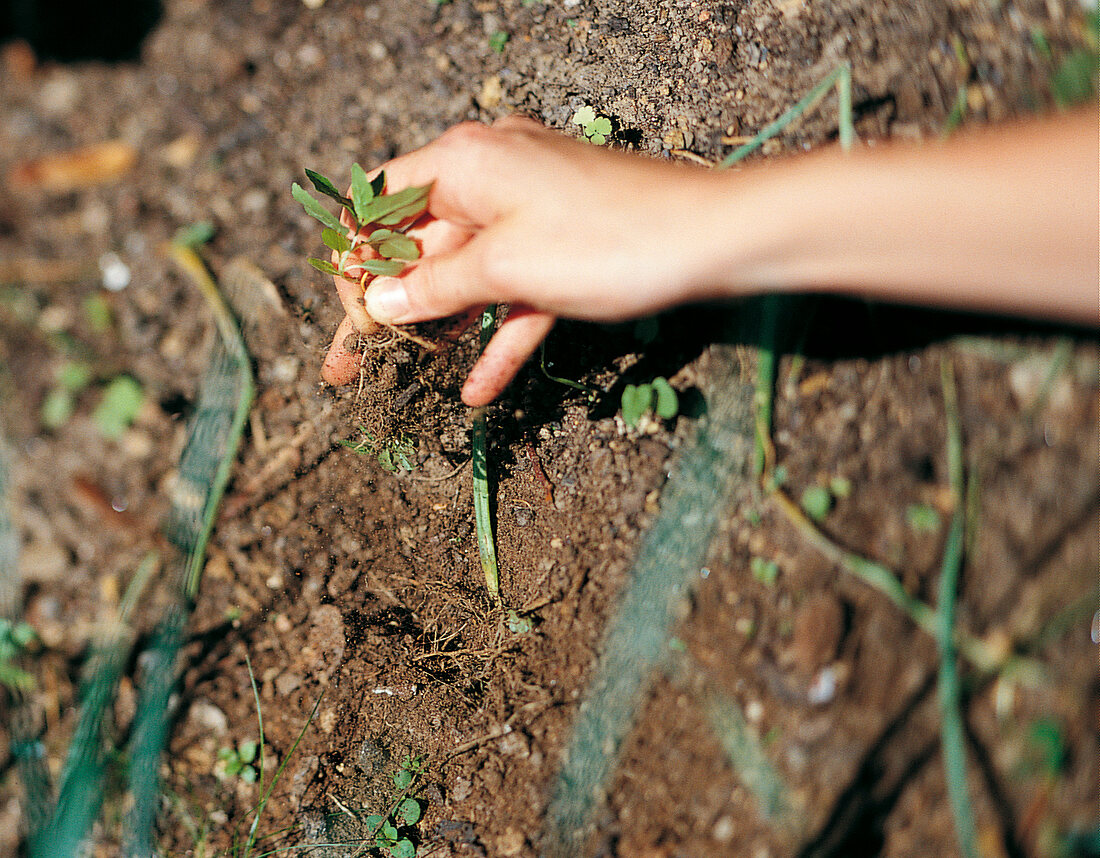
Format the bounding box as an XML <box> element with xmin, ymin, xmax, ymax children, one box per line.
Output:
<box><xmin>0</xmin><ymin>0</ymin><xmax>1096</xmax><ymax>856</ymax></box>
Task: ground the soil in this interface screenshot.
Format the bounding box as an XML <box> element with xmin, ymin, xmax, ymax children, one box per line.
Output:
<box><xmin>0</xmin><ymin>1</ymin><xmax>1096</xmax><ymax>857</ymax></box>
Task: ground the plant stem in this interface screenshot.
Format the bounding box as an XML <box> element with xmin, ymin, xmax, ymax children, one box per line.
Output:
<box><xmin>473</xmin><ymin>306</ymin><xmax>500</xmax><ymax>603</ymax></box>
<box><xmin>937</xmin><ymin>357</ymin><xmax>979</xmax><ymax>858</ymax></box>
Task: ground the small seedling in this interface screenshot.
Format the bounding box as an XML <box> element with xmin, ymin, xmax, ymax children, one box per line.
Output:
<box><xmin>488</xmin><ymin>30</ymin><xmax>509</xmax><ymax>53</ymax></box>
<box><xmin>750</xmin><ymin>556</ymin><xmax>779</xmax><ymax>586</ymax></box>
<box><xmin>40</xmin><ymin>361</ymin><xmax>93</xmax><ymax>430</ymax></box>
<box><xmin>571</xmin><ymin>105</ymin><xmax>613</xmax><ymax>144</ymax></box>
<box><xmin>293</xmin><ymin>166</ymin><xmax>430</xmax><ymax>286</ymax></box>
<box><xmin>621</xmin><ymin>377</ymin><xmax>678</xmax><ymax>428</ymax></box>
<box><xmin>92</xmin><ymin>375</ymin><xmax>144</xmax><ymax>439</ymax></box>
<box><xmin>363</xmin><ymin>755</ymin><xmax>427</xmax><ymax>857</ymax></box>
<box><xmin>799</xmin><ymin>485</ymin><xmax>833</xmax><ymax>521</ymax></box>
<box><xmin>339</xmin><ymin>427</ymin><xmax>417</xmax><ymax>472</ymax></box>
<box><xmin>905</xmin><ymin>503</ymin><xmax>941</xmax><ymax>534</ymax></box>
<box><xmin>507</xmin><ymin>609</ymin><xmax>533</xmax><ymax>634</ymax></box>
<box><xmin>828</xmin><ymin>476</ymin><xmax>852</xmax><ymax>499</ymax></box>
<box><xmin>0</xmin><ymin>618</ymin><xmax>36</xmax><ymax>691</ymax></box>
<box><xmin>216</xmin><ymin>740</ymin><xmax>258</xmax><ymax>783</ymax></box>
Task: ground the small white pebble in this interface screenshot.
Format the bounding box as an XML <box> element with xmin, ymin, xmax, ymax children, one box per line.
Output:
<box><xmin>98</xmin><ymin>251</ymin><xmax>130</xmax><ymax>291</ymax></box>
<box><xmin>807</xmin><ymin>665</ymin><xmax>837</xmax><ymax>705</ymax></box>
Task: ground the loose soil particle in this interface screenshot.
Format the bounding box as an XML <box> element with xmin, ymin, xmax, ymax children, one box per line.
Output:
<box><xmin>0</xmin><ymin>0</ymin><xmax>1096</xmax><ymax>856</ymax></box>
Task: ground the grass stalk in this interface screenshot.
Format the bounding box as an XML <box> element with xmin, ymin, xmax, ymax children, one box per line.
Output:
<box><xmin>937</xmin><ymin>357</ymin><xmax>979</xmax><ymax>858</ymax></box>
<box><xmin>473</xmin><ymin>306</ymin><xmax>500</xmax><ymax>603</ymax></box>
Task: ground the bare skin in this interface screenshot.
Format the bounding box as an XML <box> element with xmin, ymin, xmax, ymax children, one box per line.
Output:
<box><xmin>322</xmin><ymin>110</ymin><xmax>1099</xmax><ymax>406</ymax></box>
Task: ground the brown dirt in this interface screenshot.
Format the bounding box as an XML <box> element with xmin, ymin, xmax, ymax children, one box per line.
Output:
<box><xmin>0</xmin><ymin>0</ymin><xmax>1096</xmax><ymax>856</ymax></box>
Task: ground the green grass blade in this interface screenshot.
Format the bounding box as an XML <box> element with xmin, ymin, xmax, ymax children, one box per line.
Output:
<box><xmin>937</xmin><ymin>357</ymin><xmax>979</xmax><ymax>858</ymax></box>
<box><xmin>473</xmin><ymin>306</ymin><xmax>500</xmax><ymax>602</ymax></box>
<box><xmin>718</xmin><ymin>64</ymin><xmax>850</xmax><ymax>168</ymax></box>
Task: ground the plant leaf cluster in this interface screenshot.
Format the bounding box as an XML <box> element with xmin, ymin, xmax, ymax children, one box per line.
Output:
<box><xmin>292</xmin><ymin>166</ymin><xmax>431</xmax><ymax>282</ymax></box>
<box><xmin>0</xmin><ymin>618</ymin><xmax>36</xmax><ymax>691</ymax></box>
<box><xmin>366</xmin><ymin>756</ymin><xmax>426</xmax><ymax>857</ymax></box>
<box><xmin>217</xmin><ymin>740</ymin><xmax>258</xmax><ymax>783</ymax></box>
<box><xmin>621</xmin><ymin>376</ymin><xmax>678</xmax><ymax>428</ymax></box>
<box><xmin>571</xmin><ymin>105</ymin><xmax>613</xmax><ymax>144</ymax></box>
<box><xmin>339</xmin><ymin>427</ymin><xmax>417</xmax><ymax>472</ymax></box>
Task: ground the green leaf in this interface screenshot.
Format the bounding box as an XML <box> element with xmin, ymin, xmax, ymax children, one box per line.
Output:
<box><xmin>237</xmin><ymin>740</ymin><xmax>257</xmax><ymax>764</ymax></box>
<box><xmin>292</xmin><ymin>182</ymin><xmax>345</xmax><ymax>232</ymax></box>
<box><xmin>307</xmin><ymin>257</ymin><xmax>341</xmax><ymax>276</ymax></box>
<box><xmin>367</xmin><ymin>228</ymin><xmax>398</xmax><ymax>244</ymax></box>
<box><xmin>82</xmin><ymin>294</ymin><xmax>113</xmax><ymax>333</ymax></box>
<box><xmin>41</xmin><ymin>388</ymin><xmax>75</xmax><ymax>429</ymax></box>
<box><xmin>356</xmin><ymin>184</ymin><xmax>432</xmax><ymax>227</ymax></box>
<box><xmin>652</xmin><ymin>377</ymin><xmax>679</xmax><ymax>420</ymax></box>
<box><xmin>365</xmin><ymin>814</ymin><xmax>385</xmax><ymax>829</ymax></box>
<box><xmin>905</xmin><ymin>503</ymin><xmax>941</xmax><ymax>534</ymax></box>
<box><xmin>571</xmin><ymin>106</ymin><xmax>596</xmax><ymax>127</ymax></box>
<box><xmin>304</xmin><ymin>168</ymin><xmax>353</xmax><ymax>210</ymax></box>
<box><xmin>488</xmin><ymin>30</ymin><xmax>509</xmax><ymax>53</ymax></box>
<box><xmin>828</xmin><ymin>476</ymin><xmax>852</xmax><ymax>499</ymax></box>
<box><xmin>240</xmin><ymin>765</ymin><xmax>257</xmax><ymax>783</ymax></box>
<box><xmin>225</xmin><ymin>758</ymin><xmax>242</xmax><ymax>776</ymax></box>
<box><xmin>391</xmin><ymin>839</ymin><xmax>417</xmax><ymax>858</ymax></box>
<box><xmin>588</xmin><ymin>132</ymin><xmax>607</xmax><ymax>145</ymax></box>
<box><xmin>800</xmin><ymin>485</ymin><xmax>833</xmax><ymax>521</ymax></box>
<box><xmin>93</xmin><ymin>375</ymin><xmax>144</xmax><ymax>440</ymax></box>
<box><xmin>397</xmin><ymin>798</ymin><xmax>422</xmax><ymax>825</ymax></box>
<box><xmin>393</xmin><ymin>768</ymin><xmax>414</xmax><ymax>789</ymax></box>
<box><xmin>322</xmin><ymin>228</ymin><xmax>352</xmax><ymax>255</ymax></box>
<box><xmin>0</xmin><ymin>662</ymin><xmax>35</xmax><ymax>692</ymax></box>
<box><xmin>378</xmin><ymin>235</ymin><xmax>420</xmax><ymax>261</ymax></box>
<box><xmin>57</xmin><ymin>362</ymin><xmax>93</xmax><ymax>392</ymax></box>
<box><xmin>361</xmin><ymin>259</ymin><xmax>407</xmax><ymax>277</ymax></box>
<box><xmin>351</xmin><ymin>163</ymin><xmax>376</xmax><ymax>225</ymax></box>
<box><xmin>591</xmin><ymin>116</ymin><xmax>612</xmax><ymax>137</ymax></box>
<box><xmin>382</xmin><ymin>820</ymin><xmax>399</xmax><ymax>841</ymax></box>
<box><xmin>621</xmin><ymin>383</ymin><xmax>653</xmax><ymax>428</ymax></box>
<box><xmin>750</xmin><ymin>556</ymin><xmax>779</xmax><ymax>586</ymax></box>
<box><xmin>173</xmin><ymin>220</ymin><xmax>216</xmax><ymax>249</ymax></box>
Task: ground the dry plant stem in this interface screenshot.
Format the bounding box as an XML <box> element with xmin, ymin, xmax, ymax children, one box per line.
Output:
<box><xmin>769</xmin><ymin>487</ymin><xmax>1010</xmax><ymax>675</ymax></box>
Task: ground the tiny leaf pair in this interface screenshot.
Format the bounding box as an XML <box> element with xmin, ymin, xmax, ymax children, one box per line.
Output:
<box><xmin>621</xmin><ymin>377</ymin><xmax>679</xmax><ymax>428</ymax></box>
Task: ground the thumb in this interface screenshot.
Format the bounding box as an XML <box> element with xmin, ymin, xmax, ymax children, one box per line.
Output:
<box><xmin>364</xmin><ymin>234</ymin><xmax>498</xmax><ymax>325</ymax></box>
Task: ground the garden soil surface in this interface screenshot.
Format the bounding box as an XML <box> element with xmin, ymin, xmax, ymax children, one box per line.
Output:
<box><xmin>0</xmin><ymin>0</ymin><xmax>1096</xmax><ymax>856</ymax></box>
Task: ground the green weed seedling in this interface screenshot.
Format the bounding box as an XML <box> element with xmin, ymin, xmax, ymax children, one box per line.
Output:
<box><xmin>905</xmin><ymin>503</ymin><xmax>941</xmax><ymax>534</ymax></box>
<box><xmin>488</xmin><ymin>30</ymin><xmax>509</xmax><ymax>53</ymax></box>
<box><xmin>292</xmin><ymin>166</ymin><xmax>430</xmax><ymax>285</ymax></box>
<box><xmin>571</xmin><ymin>105</ymin><xmax>613</xmax><ymax>144</ymax></box>
<box><xmin>799</xmin><ymin>485</ymin><xmax>833</xmax><ymax>522</ymax></box>
<box><xmin>0</xmin><ymin>617</ymin><xmax>36</xmax><ymax>691</ymax></box>
<box><xmin>364</xmin><ymin>755</ymin><xmax>426</xmax><ymax>857</ymax></box>
<box><xmin>621</xmin><ymin>377</ymin><xmax>679</xmax><ymax>429</ymax></box>
<box><xmin>93</xmin><ymin>375</ymin><xmax>144</xmax><ymax>439</ymax></box>
<box><xmin>750</xmin><ymin>556</ymin><xmax>780</xmax><ymax>586</ymax></box>
<box><xmin>339</xmin><ymin>426</ymin><xmax>417</xmax><ymax>473</ymax></box>
<box><xmin>216</xmin><ymin>740</ymin><xmax>259</xmax><ymax>784</ymax></box>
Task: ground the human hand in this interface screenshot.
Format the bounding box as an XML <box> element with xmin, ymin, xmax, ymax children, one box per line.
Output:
<box><xmin>321</xmin><ymin>117</ymin><xmax>726</xmax><ymax>405</ymax></box>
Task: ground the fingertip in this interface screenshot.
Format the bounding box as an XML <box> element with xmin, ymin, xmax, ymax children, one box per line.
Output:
<box><xmin>321</xmin><ymin>315</ymin><xmax>361</xmax><ymax>386</ymax></box>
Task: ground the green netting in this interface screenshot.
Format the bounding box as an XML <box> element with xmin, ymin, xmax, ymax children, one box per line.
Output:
<box><xmin>541</xmin><ymin>338</ymin><xmax>757</xmax><ymax>855</ymax></box>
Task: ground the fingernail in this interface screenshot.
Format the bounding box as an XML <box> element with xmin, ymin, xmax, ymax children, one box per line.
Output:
<box><xmin>364</xmin><ymin>277</ymin><xmax>409</xmax><ymax>322</ymax></box>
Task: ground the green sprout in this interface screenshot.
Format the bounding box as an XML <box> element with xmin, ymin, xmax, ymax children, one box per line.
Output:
<box><xmin>216</xmin><ymin>740</ymin><xmax>258</xmax><ymax>783</ymax></box>
<box><xmin>364</xmin><ymin>756</ymin><xmax>427</xmax><ymax>857</ymax></box>
<box><xmin>292</xmin><ymin>166</ymin><xmax>431</xmax><ymax>285</ymax></box>
<box><xmin>750</xmin><ymin>556</ymin><xmax>779</xmax><ymax>586</ymax></box>
<box><xmin>905</xmin><ymin>503</ymin><xmax>942</xmax><ymax>534</ymax></box>
<box><xmin>571</xmin><ymin>105</ymin><xmax>613</xmax><ymax>144</ymax></box>
<box><xmin>339</xmin><ymin>427</ymin><xmax>417</xmax><ymax>472</ymax></box>
<box><xmin>621</xmin><ymin>377</ymin><xmax>679</xmax><ymax>428</ymax></box>
<box><xmin>799</xmin><ymin>485</ymin><xmax>833</xmax><ymax>522</ymax></box>
<box><xmin>488</xmin><ymin>30</ymin><xmax>509</xmax><ymax>53</ymax></box>
<box><xmin>93</xmin><ymin>375</ymin><xmax>144</xmax><ymax>440</ymax></box>
<box><xmin>0</xmin><ymin>618</ymin><xmax>36</xmax><ymax>691</ymax></box>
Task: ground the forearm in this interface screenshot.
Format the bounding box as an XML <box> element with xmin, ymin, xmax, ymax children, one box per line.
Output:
<box><xmin>708</xmin><ymin>108</ymin><xmax>1099</xmax><ymax>324</ymax></box>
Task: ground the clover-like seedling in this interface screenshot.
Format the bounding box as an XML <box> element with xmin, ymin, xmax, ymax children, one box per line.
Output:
<box><xmin>571</xmin><ymin>105</ymin><xmax>613</xmax><ymax>144</ymax></box>
<box><xmin>621</xmin><ymin>376</ymin><xmax>679</xmax><ymax>429</ymax></box>
<box><xmin>292</xmin><ymin>166</ymin><xmax>431</xmax><ymax>287</ymax></box>
<box><xmin>0</xmin><ymin>618</ymin><xmax>36</xmax><ymax>691</ymax></box>
<box><xmin>217</xmin><ymin>740</ymin><xmax>258</xmax><ymax>783</ymax></box>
